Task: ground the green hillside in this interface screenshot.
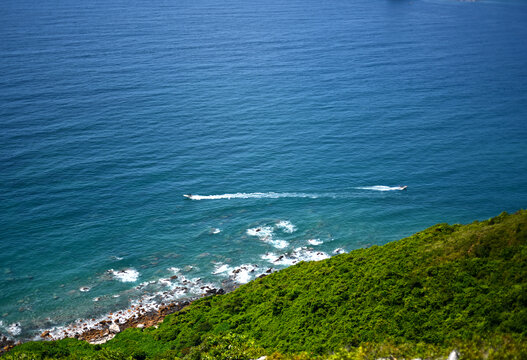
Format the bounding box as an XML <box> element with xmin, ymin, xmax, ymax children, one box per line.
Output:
<box><xmin>4</xmin><ymin>210</ymin><xmax>527</xmax><ymax>359</ymax></box>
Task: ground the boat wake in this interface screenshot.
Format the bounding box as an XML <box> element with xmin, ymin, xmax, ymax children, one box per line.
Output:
<box><xmin>183</xmin><ymin>187</ymin><xmax>407</xmax><ymax>200</ymax></box>
<box><xmin>355</xmin><ymin>185</ymin><xmax>407</xmax><ymax>192</ymax></box>
<box><xmin>183</xmin><ymin>192</ymin><xmax>325</xmax><ymax>200</ymax></box>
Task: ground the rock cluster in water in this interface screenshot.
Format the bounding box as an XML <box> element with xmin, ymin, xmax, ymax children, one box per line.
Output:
<box><xmin>36</xmin><ymin>276</ymin><xmax>227</xmax><ymax>345</ymax></box>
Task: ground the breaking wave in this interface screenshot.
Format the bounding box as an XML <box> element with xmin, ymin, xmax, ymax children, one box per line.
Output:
<box><xmin>107</xmin><ymin>268</ymin><xmax>140</xmax><ymax>283</ymax></box>
<box><xmin>276</xmin><ymin>220</ymin><xmax>297</xmax><ymax>233</ymax></box>
<box><xmin>212</xmin><ymin>263</ymin><xmax>263</xmax><ymax>284</ymax></box>
<box><xmin>246</xmin><ymin>222</ymin><xmax>294</xmax><ymax>249</ymax></box>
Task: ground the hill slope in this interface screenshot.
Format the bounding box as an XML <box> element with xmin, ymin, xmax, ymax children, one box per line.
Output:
<box><xmin>5</xmin><ymin>210</ymin><xmax>527</xmax><ymax>359</ymax></box>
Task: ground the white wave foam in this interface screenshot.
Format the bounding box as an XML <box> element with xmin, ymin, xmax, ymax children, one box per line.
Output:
<box><xmin>212</xmin><ymin>263</ymin><xmax>261</xmax><ymax>284</ymax></box>
<box><xmin>159</xmin><ymin>278</ymin><xmax>172</xmax><ymax>286</ymax></box>
<box><xmin>8</xmin><ymin>323</ymin><xmax>21</xmax><ymax>336</ymax></box>
<box><xmin>185</xmin><ymin>192</ymin><xmax>321</xmax><ymax>200</ymax></box>
<box><xmin>356</xmin><ymin>185</ymin><xmax>407</xmax><ymax>191</ymax></box>
<box><xmin>268</xmin><ymin>239</ymin><xmax>289</xmax><ymax>249</ymax></box>
<box><xmin>134</xmin><ymin>273</ymin><xmax>215</xmax><ymax>301</ymax></box>
<box><xmin>108</xmin><ymin>269</ymin><xmax>139</xmax><ymax>282</ymax></box>
<box><xmin>308</xmin><ymin>239</ymin><xmax>323</xmax><ymax>245</ymax></box>
<box><xmin>294</xmin><ymin>247</ymin><xmax>330</xmax><ymax>262</ymax></box>
<box><xmin>37</xmin><ymin>271</ymin><xmax>223</xmax><ymax>342</ymax></box>
<box><xmin>247</xmin><ymin>226</ymin><xmax>274</xmax><ymax>238</ymax></box>
<box><xmin>261</xmin><ymin>253</ymin><xmax>299</xmax><ymax>266</ymax></box>
<box><xmin>231</xmin><ymin>265</ymin><xmax>259</xmax><ymax>284</ymax></box>
<box><xmin>247</xmin><ymin>226</ymin><xmax>289</xmax><ymax>249</ymax></box>
<box><xmin>262</xmin><ymin>247</ymin><xmax>330</xmax><ymax>266</ymax></box>
<box><xmin>168</xmin><ymin>267</ymin><xmax>180</xmax><ymax>274</ymax></box>
<box><xmin>276</xmin><ymin>220</ymin><xmax>296</xmax><ymax>233</ymax></box>
<box><xmin>212</xmin><ymin>263</ymin><xmax>232</xmax><ymax>275</ymax></box>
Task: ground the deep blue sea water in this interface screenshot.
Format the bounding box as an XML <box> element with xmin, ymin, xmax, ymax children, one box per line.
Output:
<box><xmin>1</xmin><ymin>0</ymin><xmax>526</xmax><ymax>340</ymax></box>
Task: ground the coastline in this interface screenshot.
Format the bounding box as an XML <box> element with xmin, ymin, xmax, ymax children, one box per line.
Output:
<box><xmin>1</xmin><ymin>302</ymin><xmax>188</xmax><ymax>354</ymax></box>
<box><xmin>0</xmin><ymin>287</ymin><xmax>228</xmax><ymax>355</ymax></box>
<box><xmin>0</xmin><ymin>243</ymin><xmax>331</xmax><ymax>353</ymax></box>
<box><xmin>0</xmin><ymin>232</ymin><xmax>333</xmax><ymax>350</ymax></box>
<box><xmin>71</xmin><ymin>299</ymin><xmax>192</xmax><ymax>344</ymax></box>
<box><xmin>1</xmin><ymin>262</ymin><xmax>269</xmax><ymax>355</ymax></box>
<box><xmin>4</xmin><ymin>211</ymin><xmax>527</xmax><ymax>359</ymax></box>
<box><xmin>74</xmin><ymin>286</ymin><xmax>230</xmax><ymax>345</ymax></box>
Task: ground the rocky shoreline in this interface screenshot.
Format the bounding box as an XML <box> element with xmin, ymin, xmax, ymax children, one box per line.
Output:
<box><xmin>0</xmin><ymin>224</ymin><xmax>336</xmax><ymax>356</ymax></box>
<box><xmin>75</xmin><ymin>287</ymin><xmax>226</xmax><ymax>345</ymax></box>
<box><xmin>0</xmin><ymin>263</ymin><xmax>285</xmax><ymax>355</ymax></box>
<box><xmin>0</xmin><ymin>261</ymin><xmax>280</xmax><ymax>356</ymax></box>
<box><xmin>0</xmin><ymin>286</ymin><xmax>228</xmax><ymax>356</ymax></box>
<box><xmin>70</xmin><ymin>300</ymin><xmax>192</xmax><ymax>345</ymax></box>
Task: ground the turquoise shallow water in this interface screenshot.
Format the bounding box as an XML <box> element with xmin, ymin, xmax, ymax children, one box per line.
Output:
<box><xmin>1</xmin><ymin>0</ymin><xmax>527</xmax><ymax>340</ymax></box>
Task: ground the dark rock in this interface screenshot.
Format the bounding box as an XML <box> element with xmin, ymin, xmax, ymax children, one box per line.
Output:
<box><xmin>205</xmin><ymin>287</ymin><xmax>225</xmax><ymax>296</ymax></box>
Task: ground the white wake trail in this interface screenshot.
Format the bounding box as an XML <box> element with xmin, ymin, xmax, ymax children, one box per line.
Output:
<box><xmin>184</xmin><ymin>187</ymin><xmax>406</xmax><ymax>200</ymax></box>
<box><xmin>184</xmin><ymin>192</ymin><xmax>323</xmax><ymax>200</ymax></box>
<box><xmin>355</xmin><ymin>185</ymin><xmax>407</xmax><ymax>192</ymax></box>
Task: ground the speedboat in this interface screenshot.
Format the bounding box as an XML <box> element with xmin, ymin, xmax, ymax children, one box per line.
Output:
<box><xmin>183</xmin><ymin>194</ymin><xmax>193</xmax><ymax>199</ymax></box>
<box><xmin>399</xmin><ymin>186</ymin><xmax>408</xmax><ymax>190</ymax></box>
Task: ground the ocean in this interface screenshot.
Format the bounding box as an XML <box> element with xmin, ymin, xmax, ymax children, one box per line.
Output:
<box><xmin>1</xmin><ymin>0</ymin><xmax>526</xmax><ymax>340</ymax></box>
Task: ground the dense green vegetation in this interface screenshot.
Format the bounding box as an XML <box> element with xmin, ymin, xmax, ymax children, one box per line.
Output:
<box><xmin>5</xmin><ymin>210</ymin><xmax>527</xmax><ymax>359</ymax></box>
